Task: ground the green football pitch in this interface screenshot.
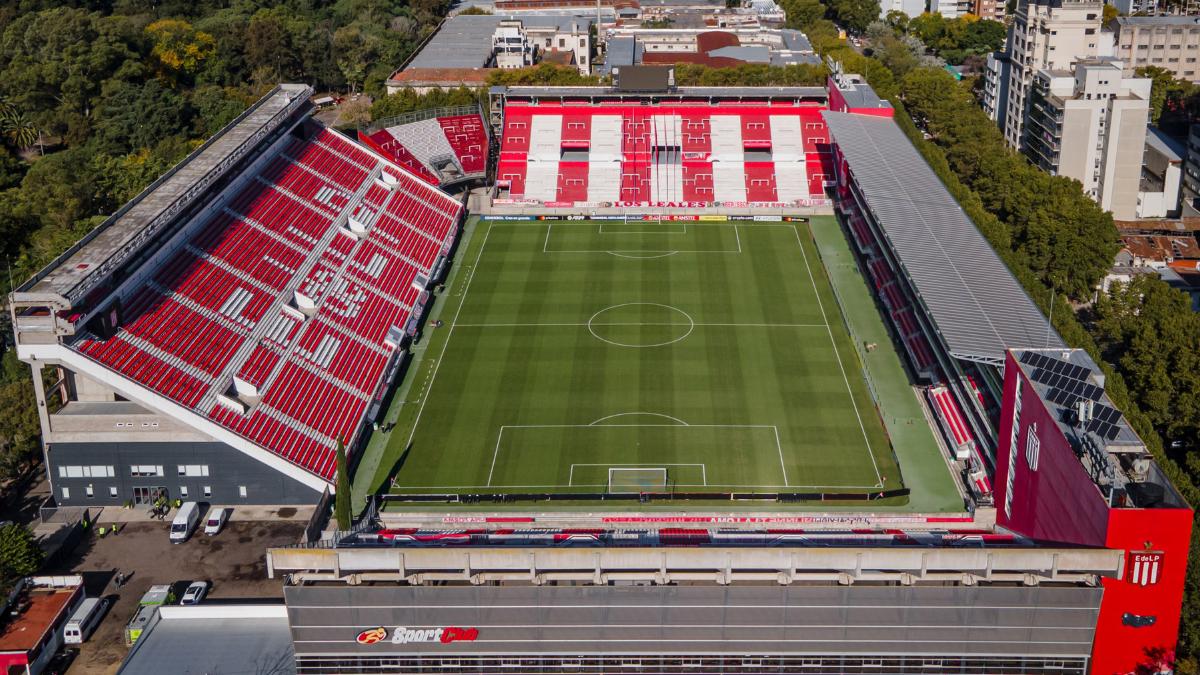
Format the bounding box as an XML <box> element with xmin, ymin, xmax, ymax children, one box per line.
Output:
<box><xmin>373</xmin><ymin>218</ymin><xmax>915</xmax><ymax>500</ymax></box>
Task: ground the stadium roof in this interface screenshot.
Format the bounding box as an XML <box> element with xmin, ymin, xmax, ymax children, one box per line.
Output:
<box><xmin>822</xmin><ymin>111</ymin><xmax>1065</xmax><ymax>365</ymax></box>
<box><xmin>19</xmin><ymin>84</ymin><xmax>312</xmax><ymax>305</ymax></box>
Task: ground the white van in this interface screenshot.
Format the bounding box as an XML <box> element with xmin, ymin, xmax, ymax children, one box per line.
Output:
<box><xmin>169</xmin><ymin>502</ymin><xmax>200</xmax><ymax>543</ymax></box>
<box><xmin>63</xmin><ymin>597</ymin><xmax>108</xmax><ymax>644</ymax></box>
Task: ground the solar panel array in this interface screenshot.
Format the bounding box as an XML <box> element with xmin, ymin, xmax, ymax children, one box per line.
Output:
<box><xmin>1019</xmin><ymin>351</ymin><xmax>1125</xmax><ymax>441</ymax></box>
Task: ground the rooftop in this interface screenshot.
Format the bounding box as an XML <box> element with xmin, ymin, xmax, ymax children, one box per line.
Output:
<box><xmin>117</xmin><ymin>605</ymin><xmax>294</xmax><ymax>675</ymax></box>
<box><xmin>405</xmin><ymin>14</ymin><xmax>594</xmax><ymax>71</ymax></box>
<box><xmin>1145</xmin><ymin>126</ymin><xmax>1185</xmax><ymax>162</ymax></box>
<box><xmin>1115</xmin><ymin>217</ymin><xmax>1200</xmax><ymax>233</ymax></box>
<box><xmin>822</xmin><ymin>111</ymin><xmax>1062</xmax><ymax>365</ymax></box>
<box><xmin>388</xmin><ymin>67</ymin><xmax>493</xmax><ymax>86</ymax></box>
<box><xmin>1012</xmin><ymin>348</ymin><xmax>1185</xmax><ymax>509</ymax></box>
<box><xmin>1121</xmin><ymin>233</ymin><xmax>1200</xmax><ymax>262</ymax></box>
<box><xmin>1113</xmin><ymin>14</ymin><xmax>1200</xmax><ymax>27</ymax></box>
<box><xmin>0</xmin><ymin>585</ymin><xmax>77</xmax><ymax>654</ymax></box>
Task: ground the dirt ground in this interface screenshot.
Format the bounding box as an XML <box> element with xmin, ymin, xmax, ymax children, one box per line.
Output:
<box><xmin>48</xmin><ymin>518</ymin><xmax>304</xmax><ymax>674</ymax></box>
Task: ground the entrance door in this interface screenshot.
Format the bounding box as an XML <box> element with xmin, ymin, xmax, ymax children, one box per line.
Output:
<box><xmin>132</xmin><ymin>487</ymin><xmax>166</xmax><ymax>505</ymax></box>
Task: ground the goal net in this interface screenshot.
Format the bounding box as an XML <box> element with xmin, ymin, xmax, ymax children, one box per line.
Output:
<box><xmin>607</xmin><ymin>467</ymin><xmax>668</xmax><ymax>494</ymax></box>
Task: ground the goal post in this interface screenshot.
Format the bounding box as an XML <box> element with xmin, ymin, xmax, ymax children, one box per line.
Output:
<box><xmin>608</xmin><ymin>467</ymin><xmax>668</xmax><ymax>494</ymax></box>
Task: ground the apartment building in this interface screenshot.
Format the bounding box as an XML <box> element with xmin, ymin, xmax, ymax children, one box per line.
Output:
<box><xmin>973</xmin><ymin>0</ymin><xmax>1007</xmax><ymax>21</ymax></box>
<box><xmin>985</xmin><ymin>0</ymin><xmax>1105</xmax><ymax>149</ymax></box>
<box><xmin>931</xmin><ymin>0</ymin><xmax>973</xmax><ymax>17</ymax></box>
<box><xmin>1023</xmin><ymin>59</ymin><xmax>1151</xmax><ymax>219</ymax></box>
<box><xmin>1109</xmin><ymin>16</ymin><xmax>1200</xmax><ymax>83</ymax></box>
<box><xmin>879</xmin><ymin>0</ymin><xmax>927</xmax><ymax>19</ymax></box>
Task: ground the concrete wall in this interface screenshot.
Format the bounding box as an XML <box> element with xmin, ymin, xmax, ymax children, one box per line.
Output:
<box><xmin>48</xmin><ymin>440</ymin><xmax>321</xmax><ymax>507</ymax></box>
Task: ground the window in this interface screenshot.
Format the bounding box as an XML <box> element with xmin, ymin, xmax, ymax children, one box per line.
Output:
<box><xmin>61</xmin><ymin>487</ymin><xmax>70</xmax><ymax>500</ymax></box>
<box><xmin>130</xmin><ymin>465</ymin><xmax>163</xmax><ymax>477</ymax></box>
<box><xmin>108</xmin><ymin>487</ymin><xmax>118</xmax><ymax>498</ymax></box>
<box><xmin>59</xmin><ymin>465</ymin><xmax>114</xmax><ymax>478</ymax></box>
<box><xmin>203</xmin><ymin>486</ymin><xmax>212</xmax><ymax>498</ymax></box>
<box><xmin>177</xmin><ymin>465</ymin><xmax>210</xmax><ymax>477</ymax></box>
<box><xmin>238</xmin><ymin>486</ymin><xmax>248</xmax><ymax>498</ymax></box>
<box><xmin>1025</xmin><ymin>423</ymin><xmax>1041</xmax><ymax>471</ymax></box>
<box><xmin>179</xmin><ymin>486</ymin><xmax>189</xmax><ymax>498</ymax></box>
<box><xmin>85</xmin><ymin>485</ymin><xmax>94</xmax><ymax>498</ymax></box>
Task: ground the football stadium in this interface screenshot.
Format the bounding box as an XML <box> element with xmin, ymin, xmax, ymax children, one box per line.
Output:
<box><xmin>7</xmin><ymin>68</ymin><xmax>1193</xmax><ymax>674</ymax></box>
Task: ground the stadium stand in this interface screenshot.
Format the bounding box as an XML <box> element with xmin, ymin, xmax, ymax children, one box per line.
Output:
<box><xmin>62</xmin><ymin>122</ymin><xmax>461</xmax><ymax>482</ymax></box>
<box><xmin>495</xmin><ymin>103</ymin><xmax>829</xmax><ymax>206</ymax></box>
<box><xmin>359</xmin><ymin>106</ymin><xmax>490</xmax><ymax>188</ymax></box>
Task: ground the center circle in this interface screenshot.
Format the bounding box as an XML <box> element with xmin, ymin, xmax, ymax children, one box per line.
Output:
<box><xmin>587</xmin><ymin>303</ymin><xmax>694</xmax><ymax>348</ymax></box>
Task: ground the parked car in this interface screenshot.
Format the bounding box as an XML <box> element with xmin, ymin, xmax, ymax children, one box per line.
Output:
<box><xmin>180</xmin><ymin>581</ymin><xmax>209</xmax><ymax>605</ymax></box>
<box><xmin>203</xmin><ymin>508</ymin><xmax>230</xmax><ymax>536</ymax></box>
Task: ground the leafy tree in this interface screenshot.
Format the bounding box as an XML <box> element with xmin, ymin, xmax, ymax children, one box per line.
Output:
<box><xmin>146</xmin><ymin>19</ymin><xmax>216</xmax><ymax>81</ymax></box>
<box><xmin>370</xmin><ymin>86</ymin><xmax>484</xmax><ymax>122</ymax></box>
<box><xmin>0</xmin><ymin>352</ymin><xmax>38</xmax><ymax>481</ymax></box>
<box><xmin>0</xmin><ymin>524</ymin><xmax>42</xmax><ymax>579</ymax></box>
<box><xmin>487</xmin><ymin>63</ymin><xmax>603</xmax><ymax>86</ymax></box>
<box><xmin>93</xmin><ymin>80</ymin><xmax>195</xmax><ymax>154</ymax></box>
<box><xmin>334</xmin><ymin>439</ymin><xmax>350</xmax><ymax>530</ymax></box>
<box><xmin>2</xmin><ymin>111</ymin><xmax>38</xmax><ymax>152</ymax></box>
<box><xmin>828</xmin><ymin>0</ymin><xmax>882</xmax><ymax>34</ymax></box>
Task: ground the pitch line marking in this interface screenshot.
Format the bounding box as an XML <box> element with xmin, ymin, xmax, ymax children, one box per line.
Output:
<box><xmin>487</xmin><ymin>423</ymin><xmax>786</xmax><ymax>488</ymax></box>
<box><xmin>568</xmin><ymin>463</ymin><xmax>706</xmax><ymax>487</ymax></box>
<box><xmin>587</xmin><ymin>303</ymin><xmax>694</xmax><ymax>348</ymax></box>
<box><xmin>392</xmin><ymin>482</ymin><xmax>884</xmax><ymax>490</ymax></box>
<box><xmin>790</xmin><ymin>223</ymin><xmax>883</xmax><ymax>488</ymax></box>
<box><xmin>454</xmin><ymin>322</ymin><xmax>826</xmax><ymax>328</ymax></box>
<box><xmin>589</xmin><ymin>412</ymin><xmax>689</xmax><ymax>426</ymax></box>
<box><xmin>607</xmin><ymin>251</ymin><xmax>679</xmax><ymax>259</ymax></box>
<box><xmin>598</xmin><ymin>222</ymin><xmax>687</xmax><ymax>234</ymax></box>
<box><xmin>402</xmin><ymin>220</ymin><xmax>493</xmax><ymax>456</ymax></box>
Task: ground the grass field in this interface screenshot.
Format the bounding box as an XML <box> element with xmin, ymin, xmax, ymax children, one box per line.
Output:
<box><xmin>363</xmin><ymin>217</ymin><xmax>934</xmax><ymax>505</ymax></box>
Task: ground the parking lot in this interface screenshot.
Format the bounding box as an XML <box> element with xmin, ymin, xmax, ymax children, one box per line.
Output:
<box><xmin>48</xmin><ymin>514</ymin><xmax>305</xmax><ymax>674</ymax></box>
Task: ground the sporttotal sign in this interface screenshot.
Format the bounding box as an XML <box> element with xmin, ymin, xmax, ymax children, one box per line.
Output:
<box><xmin>356</xmin><ymin>626</ymin><xmax>479</xmax><ymax>645</ymax></box>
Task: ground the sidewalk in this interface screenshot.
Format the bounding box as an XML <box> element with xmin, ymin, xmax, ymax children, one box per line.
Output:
<box><xmin>93</xmin><ymin>504</ymin><xmax>315</xmax><ymax>524</ymax></box>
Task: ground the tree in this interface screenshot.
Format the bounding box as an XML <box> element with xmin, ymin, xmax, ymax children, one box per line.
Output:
<box><xmin>0</xmin><ymin>351</ymin><xmax>38</xmax><ymax>481</ymax></box>
<box><xmin>334</xmin><ymin>439</ymin><xmax>350</xmax><ymax>530</ymax></box>
<box><xmin>2</xmin><ymin>111</ymin><xmax>38</xmax><ymax>152</ymax></box>
<box><xmin>828</xmin><ymin>0</ymin><xmax>882</xmax><ymax>34</ymax></box>
<box><xmin>146</xmin><ymin>19</ymin><xmax>216</xmax><ymax>81</ymax></box>
<box><xmin>0</xmin><ymin>524</ymin><xmax>42</xmax><ymax>579</ymax></box>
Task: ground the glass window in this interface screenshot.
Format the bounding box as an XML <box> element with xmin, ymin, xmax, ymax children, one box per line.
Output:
<box><xmin>203</xmin><ymin>486</ymin><xmax>212</xmax><ymax>498</ymax></box>
<box><xmin>61</xmin><ymin>487</ymin><xmax>70</xmax><ymax>500</ymax></box>
<box><xmin>179</xmin><ymin>486</ymin><xmax>189</xmax><ymax>498</ymax></box>
<box><xmin>109</xmin><ymin>487</ymin><xmax>118</xmax><ymax>498</ymax></box>
<box><xmin>238</xmin><ymin>486</ymin><xmax>247</xmax><ymax>498</ymax></box>
<box><xmin>85</xmin><ymin>485</ymin><xmax>93</xmax><ymax>498</ymax></box>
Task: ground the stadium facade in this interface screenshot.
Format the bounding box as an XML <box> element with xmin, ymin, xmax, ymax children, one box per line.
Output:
<box><xmin>8</xmin><ymin>69</ymin><xmax>1194</xmax><ymax>674</ymax></box>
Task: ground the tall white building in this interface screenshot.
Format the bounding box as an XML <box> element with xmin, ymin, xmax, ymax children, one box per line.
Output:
<box><xmin>879</xmin><ymin>0</ymin><xmax>927</xmax><ymax>19</ymax></box>
<box><xmin>985</xmin><ymin>0</ymin><xmax>1106</xmax><ymax>150</ymax></box>
<box><xmin>1023</xmin><ymin>59</ymin><xmax>1151</xmax><ymax>219</ymax></box>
